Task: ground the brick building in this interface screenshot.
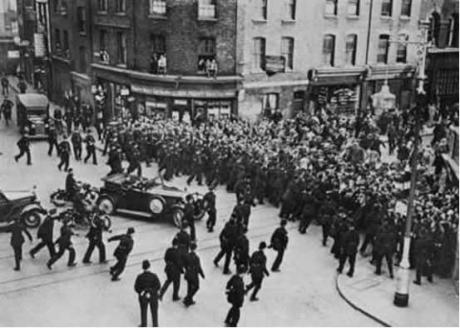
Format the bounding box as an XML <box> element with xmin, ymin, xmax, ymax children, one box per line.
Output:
<box><xmin>0</xmin><ymin>0</ymin><xmax>19</xmax><ymax>75</ymax></box>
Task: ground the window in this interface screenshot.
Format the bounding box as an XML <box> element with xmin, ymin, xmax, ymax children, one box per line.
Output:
<box><xmin>54</xmin><ymin>28</ymin><xmax>61</xmax><ymax>50</ymax></box>
<box><xmin>198</xmin><ymin>37</ymin><xmax>216</xmax><ymax>72</ymax></box>
<box><xmin>253</xmin><ymin>37</ymin><xmax>266</xmax><ymax>70</ymax></box>
<box><xmin>345</xmin><ymin>34</ymin><xmax>357</xmax><ymax>65</ymax></box>
<box><xmin>257</xmin><ymin>0</ymin><xmax>267</xmax><ymax>20</ymax></box>
<box><xmin>322</xmin><ymin>34</ymin><xmax>335</xmax><ymax>66</ymax></box>
<box><xmin>151</xmin><ymin>34</ymin><xmax>166</xmax><ymax>55</ymax></box>
<box><xmin>381</xmin><ymin>0</ymin><xmax>392</xmax><ymax>17</ymax></box>
<box><xmin>53</xmin><ymin>0</ymin><xmax>59</xmax><ymax>13</ymax></box>
<box><xmin>428</xmin><ymin>12</ymin><xmax>441</xmax><ymax>47</ymax></box>
<box><xmin>286</xmin><ymin>0</ymin><xmax>296</xmax><ymax>20</ymax></box>
<box><xmin>99</xmin><ymin>29</ymin><xmax>107</xmax><ymax>50</ymax></box>
<box><xmin>63</xmin><ymin>30</ymin><xmax>69</xmax><ymax>52</ymax></box>
<box><xmin>115</xmin><ymin>0</ymin><xmax>126</xmax><ymax>13</ymax></box>
<box><xmin>79</xmin><ymin>46</ymin><xmax>87</xmax><ymax>72</ymax></box>
<box><xmin>117</xmin><ymin>32</ymin><xmax>127</xmax><ymax>65</ymax></box>
<box><xmin>281</xmin><ymin>37</ymin><xmax>294</xmax><ymax>70</ymax></box>
<box><xmin>400</xmin><ymin>0</ymin><xmax>411</xmax><ymax>17</ymax></box>
<box><xmin>396</xmin><ymin>34</ymin><xmax>408</xmax><ymax>63</ymax></box>
<box><xmin>198</xmin><ymin>0</ymin><xmax>216</xmax><ymax>19</ymax></box>
<box><xmin>263</xmin><ymin>93</ymin><xmax>279</xmax><ymax>115</ymax></box>
<box><xmin>97</xmin><ymin>0</ymin><xmax>107</xmax><ymax>12</ymax></box>
<box><xmin>59</xmin><ymin>0</ymin><xmax>67</xmax><ymax>14</ymax></box>
<box><xmin>377</xmin><ymin>34</ymin><xmax>390</xmax><ymax>63</ymax></box>
<box><xmin>347</xmin><ymin>0</ymin><xmax>359</xmax><ymax>16</ymax></box>
<box><xmin>447</xmin><ymin>14</ymin><xmax>458</xmax><ymax>47</ymax></box>
<box><xmin>325</xmin><ymin>0</ymin><xmax>337</xmax><ymax>16</ymax></box>
<box><xmin>150</xmin><ymin>0</ymin><xmax>166</xmax><ymax>15</ymax></box>
<box><xmin>77</xmin><ymin>7</ymin><xmax>86</xmax><ymax>34</ymax></box>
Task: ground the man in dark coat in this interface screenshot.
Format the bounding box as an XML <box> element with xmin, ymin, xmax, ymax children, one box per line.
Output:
<box><xmin>175</xmin><ymin>226</ymin><xmax>191</xmax><ymax>271</ymax></box>
<box><xmin>71</xmin><ymin>130</ymin><xmax>82</xmax><ymax>161</ymax></box>
<box><xmin>47</xmin><ymin>126</ymin><xmax>59</xmax><ymax>156</ymax></box>
<box><xmin>82</xmin><ymin>214</ymin><xmax>107</xmax><ymax>264</ymax></box>
<box><xmin>159</xmin><ymin>238</ymin><xmax>182</xmax><ymax>301</ymax></box>
<box><xmin>298</xmin><ymin>191</ymin><xmax>317</xmax><ymax>234</ymax></box>
<box><xmin>134</xmin><ymin>260</ymin><xmax>161</xmax><ymax>327</ymax></box>
<box><xmin>30</xmin><ymin>209</ymin><xmax>58</xmax><ymax>258</ymax></box>
<box><xmin>374</xmin><ymin>220</ymin><xmax>396</xmax><ymax>278</ymax></box>
<box><xmin>214</xmin><ymin>217</ymin><xmax>238</xmax><ymax>274</ymax></box>
<box><xmin>47</xmin><ymin>221</ymin><xmax>77</xmax><ymax>269</ymax></box>
<box><xmin>413</xmin><ymin>227</ymin><xmax>435</xmax><ymax>285</ymax></box>
<box><xmin>1</xmin><ymin>98</ymin><xmax>13</xmax><ymax>126</ymax></box>
<box><xmin>245</xmin><ymin>241</ymin><xmax>269</xmax><ymax>301</ymax></box>
<box><xmin>233</xmin><ymin>229</ymin><xmax>249</xmax><ymax>273</ymax></box>
<box><xmin>337</xmin><ymin>222</ymin><xmax>360</xmax><ymax>277</ymax></box>
<box><xmin>225</xmin><ymin>265</ymin><xmax>246</xmax><ymax>327</ymax></box>
<box><xmin>58</xmin><ymin>137</ymin><xmax>71</xmax><ymax>171</ymax></box>
<box><xmin>269</xmin><ymin>219</ymin><xmax>288</xmax><ymax>272</ymax></box>
<box><xmin>83</xmin><ymin>130</ymin><xmax>97</xmax><ymax>165</ymax></box>
<box><xmin>183</xmin><ymin>195</ymin><xmax>196</xmax><ymax>241</ymax></box>
<box><xmin>204</xmin><ymin>186</ymin><xmax>217</xmax><ymax>232</ymax></box>
<box><xmin>183</xmin><ymin>243</ymin><xmax>205</xmax><ymax>307</ymax></box>
<box><xmin>0</xmin><ymin>218</ymin><xmax>33</xmax><ymax>271</ymax></box>
<box><xmin>14</xmin><ymin>135</ymin><xmax>32</xmax><ymax>165</ymax></box>
<box><xmin>108</xmin><ymin>227</ymin><xmax>135</xmax><ymax>281</ymax></box>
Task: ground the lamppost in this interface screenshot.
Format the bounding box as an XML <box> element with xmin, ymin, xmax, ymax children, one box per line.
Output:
<box><xmin>393</xmin><ymin>20</ymin><xmax>431</xmax><ymax>308</ymax></box>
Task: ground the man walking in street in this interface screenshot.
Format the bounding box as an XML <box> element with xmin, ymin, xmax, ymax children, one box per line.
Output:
<box><xmin>47</xmin><ymin>221</ymin><xmax>77</xmax><ymax>269</ymax></box>
<box><xmin>83</xmin><ymin>130</ymin><xmax>97</xmax><ymax>165</ymax></box>
<box><xmin>269</xmin><ymin>219</ymin><xmax>288</xmax><ymax>272</ymax></box>
<box><xmin>245</xmin><ymin>241</ymin><xmax>269</xmax><ymax>301</ymax></box>
<box><xmin>14</xmin><ymin>134</ymin><xmax>32</xmax><ymax>165</ymax></box>
<box><xmin>71</xmin><ymin>129</ymin><xmax>82</xmax><ymax>161</ymax></box>
<box><xmin>337</xmin><ymin>222</ymin><xmax>360</xmax><ymax>278</ymax></box>
<box><xmin>159</xmin><ymin>238</ymin><xmax>182</xmax><ymax>302</ymax></box>
<box><xmin>134</xmin><ymin>260</ymin><xmax>161</xmax><ymax>327</ymax></box>
<box><xmin>225</xmin><ymin>265</ymin><xmax>246</xmax><ymax>327</ymax></box>
<box><xmin>1</xmin><ymin>98</ymin><xmax>13</xmax><ymax>126</ymax></box>
<box><xmin>47</xmin><ymin>125</ymin><xmax>59</xmax><ymax>156</ymax></box>
<box><xmin>30</xmin><ymin>209</ymin><xmax>58</xmax><ymax>259</ymax></box>
<box><xmin>0</xmin><ymin>218</ymin><xmax>33</xmax><ymax>271</ymax></box>
<box><xmin>1</xmin><ymin>73</ymin><xmax>9</xmax><ymax>96</ymax></box>
<box><xmin>214</xmin><ymin>217</ymin><xmax>238</xmax><ymax>275</ymax></box>
<box><xmin>58</xmin><ymin>136</ymin><xmax>71</xmax><ymax>171</ymax></box>
<box><xmin>82</xmin><ymin>213</ymin><xmax>107</xmax><ymax>264</ymax></box>
<box><xmin>108</xmin><ymin>227</ymin><xmax>135</xmax><ymax>281</ymax></box>
<box><xmin>204</xmin><ymin>185</ymin><xmax>217</xmax><ymax>232</ymax></box>
<box><xmin>183</xmin><ymin>242</ymin><xmax>205</xmax><ymax>307</ymax></box>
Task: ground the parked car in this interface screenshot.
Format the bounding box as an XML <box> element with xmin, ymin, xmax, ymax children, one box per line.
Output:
<box><xmin>0</xmin><ymin>187</ymin><xmax>46</xmax><ymax>228</ymax></box>
<box><xmin>97</xmin><ymin>174</ymin><xmax>206</xmax><ymax>227</ymax></box>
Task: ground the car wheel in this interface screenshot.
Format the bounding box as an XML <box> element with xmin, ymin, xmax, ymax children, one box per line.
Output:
<box><xmin>101</xmin><ymin>215</ymin><xmax>112</xmax><ymax>231</ymax></box>
<box><xmin>148</xmin><ymin>197</ymin><xmax>165</xmax><ymax>215</ymax></box>
<box><xmin>172</xmin><ymin>208</ymin><xmax>184</xmax><ymax>228</ymax></box>
<box><xmin>85</xmin><ymin>190</ymin><xmax>100</xmax><ymax>207</ymax></box>
<box><xmin>22</xmin><ymin>210</ymin><xmax>42</xmax><ymax>228</ymax></box>
<box><xmin>98</xmin><ymin>196</ymin><xmax>115</xmax><ymax>215</ymax></box>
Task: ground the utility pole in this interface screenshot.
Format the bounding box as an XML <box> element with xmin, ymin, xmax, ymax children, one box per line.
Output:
<box><xmin>393</xmin><ymin>21</ymin><xmax>431</xmax><ymax>308</ymax></box>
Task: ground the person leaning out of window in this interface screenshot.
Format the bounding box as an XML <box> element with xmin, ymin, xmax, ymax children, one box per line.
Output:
<box><xmin>206</xmin><ymin>58</ymin><xmax>218</xmax><ymax>78</ymax></box>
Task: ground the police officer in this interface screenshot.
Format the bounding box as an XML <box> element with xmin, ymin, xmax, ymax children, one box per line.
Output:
<box><xmin>204</xmin><ymin>185</ymin><xmax>217</xmax><ymax>232</ymax></box>
<box><xmin>413</xmin><ymin>226</ymin><xmax>435</xmax><ymax>285</ymax></box>
<box><xmin>246</xmin><ymin>241</ymin><xmax>269</xmax><ymax>301</ymax></box>
<box><xmin>214</xmin><ymin>217</ymin><xmax>237</xmax><ymax>274</ymax></box>
<box><xmin>30</xmin><ymin>209</ymin><xmax>58</xmax><ymax>259</ymax></box>
<box><xmin>233</xmin><ymin>228</ymin><xmax>249</xmax><ymax>273</ymax></box>
<box><xmin>127</xmin><ymin>144</ymin><xmax>142</xmax><ymax>176</ymax></box>
<box><xmin>71</xmin><ymin>129</ymin><xmax>82</xmax><ymax>161</ymax></box>
<box><xmin>82</xmin><ymin>213</ymin><xmax>107</xmax><ymax>264</ymax></box>
<box><xmin>47</xmin><ymin>125</ymin><xmax>59</xmax><ymax>156</ymax></box>
<box><xmin>0</xmin><ymin>218</ymin><xmax>33</xmax><ymax>271</ymax></box>
<box><xmin>108</xmin><ymin>227</ymin><xmax>135</xmax><ymax>281</ymax></box>
<box><xmin>159</xmin><ymin>239</ymin><xmax>182</xmax><ymax>301</ymax></box>
<box><xmin>47</xmin><ymin>221</ymin><xmax>77</xmax><ymax>269</ymax></box>
<box><xmin>84</xmin><ymin>130</ymin><xmax>97</xmax><ymax>165</ymax></box>
<box><xmin>134</xmin><ymin>260</ymin><xmax>161</xmax><ymax>327</ymax></box>
<box><xmin>58</xmin><ymin>136</ymin><xmax>71</xmax><ymax>171</ymax></box>
<box><xmin>374</xmin><ymin>220</ymin><xmax>396</xmax><ymax>278</ymax></box>
<box><xmin>337</xmin><ymin>222</ymin><xmax>360</xmax><ymax>278</ymax></box>
<box><xmin>269</xmin><ymin>219</ymin><xmax>288</xmax><ymax>272</ymax></box>
<box><xmin>1</xmin><ymin>98</ymin><xmax>13</xmax><ymax>126</ymax></box>
<box><xmin>183</xmin><ymin>195</ymin><xmax>196</xmax><ymax>241</ymax></box>
<box><xmin>14</xmin><ymin>134</ymin><xmax>31</xmax><ymax>165</ymax></box>
<box><xmin>225</xmin><ymin>265</ymin><xmax>246</xmax><ymax>327</ymax></box>
<box><xmin>183</xmin><ymin>242</ymin><xmax>205</xmax><ymax>307</ymax></box>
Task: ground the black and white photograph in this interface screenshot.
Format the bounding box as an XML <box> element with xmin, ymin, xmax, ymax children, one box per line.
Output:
<box><xmin>0</xmin><ymin>0</ymin><xmax>458</xmax><ymax>326</ymax></box>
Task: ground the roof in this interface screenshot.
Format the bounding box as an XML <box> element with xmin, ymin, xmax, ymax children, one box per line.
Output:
<box><xmin>16</xmin><ymin>93</ymin><xmax>49</xmax><ymax>108</ymax></box>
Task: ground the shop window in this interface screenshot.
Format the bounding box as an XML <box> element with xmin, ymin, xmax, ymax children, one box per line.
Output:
<box><xmin>381</xmin><ymin>0</ymin><xmax>392</xmax><ymax>17</ymax></box>
<box><xmin>400</xmin><ymin>0</ymin><xmax>411</xmax><ymax>17</ymax></box>
<box><xmin>256</xmin><ymin>0</ymin><xmax>267</xmax><ymax>20</ymax></box>
<box><xmin>116</xmin><ymin>0</ymin><xmax>126</xmax><ymax>13</ymax></box>
<box><xmin>396</xmin><ymin>34</ymin><xmax>408</xmax><ymax>63</ymax></box>
<box><xmin>98</xmin><ymin>0</ymin><xmax>107</xmax><ymax>12</ymax></box>
<box><xmin>151</xmin><ymin>35</ymin><xmax>166</xmax><ymax>55</ymax></box>
<box><xmin>345</xmin><ymin>34</ymin><xmax>357</xmax><ymax>66</ymax></box>
<box><xmin>322</xmin><ymin>34</ymin><xmax>335</xmax><ymax>66</ymax></box>
<box><xmin>77</xmin><ymin>7</ymin><xmax>86</xmax><ymax>34</ymax></box>
<box><xmin>117</xmin><ymin>32</ymin><xmax>127</xmax><ymax>65</ymax></box>
<box><xmin>325</xmin><ymin>0</ymin><xmax>337</xmax><ymax>16</ymax></box>
<box><xmin>63</xmin><ymin>30</ymin><xmax>69</xmax><ymax>58</ymax></box>
<box><xmin>145</xmin><ymin>98</ymin><xmax>167</xmax><ymax>118</ymax></box>
<box><xmin>198</xmin><ymin>37</ymin><xmax>216</xmax><ymax>73</ymax></box>
<box><xmin>263</xmin><ymin>93</ymin><xmax>279</xmax><ymax>116</ymax></box>
<box><xmin>198</xmin><ymin>0</ymin><xmax>216</xmax><ymax>19</ymax></box>
<box><xmin>150</xmin><ymin>0</ymin><xmax>166</xmax><ymax>15</ymax></box>
<box><xmin>447</xmin><ymin>14</ymin><xmax>459</xmax><ymax>47</ymax></box>
<box><xmin>285</xmin><ymin>0</ymin><xmax>296</xmax><ymax>20</ymax></box>
<box><xmin>54</xmin><ymin>28</ymin><xmax>61</xmax><ymax>52</ymax></box>
<box><xmin>253</xmin><ymin>37</ymin><xmax>266</xmax><ymax>70</ymax></box>
<box><xmin>348</xmin><ymin>0</ymin><xmax>359</xmax><ymax>16</ymax></box>
<box><xmin>377</xmin><ymin>34</ymin><xmax>389</xmax><ymax>64</ymax></box>
<box><xmin>281</xmin><ymin>37</ymin><xmax>294</xmax><ymax>70</ymax></box>
<box><xmin>99</xmin><ymin>29</ymin><xmax>107</xmax><ymax>50</ymax></box>
<box><xmin>428</xmin><ymin>12</ymin><xmax>441</xmax><ymax>47</ymax></box>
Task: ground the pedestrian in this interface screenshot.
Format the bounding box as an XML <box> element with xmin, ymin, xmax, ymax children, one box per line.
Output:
<box><xmin>82</xmin><ymin>213</ymin><xmax>107</xmax><ymax>264</ymax></box>
<box><xmin>71</xmin><ymin>130</ymin><xmax>82</xmax><ymax>160</ymax></box>
<box><xmin>269</xmin><ymin>219</ymin><xmax>288</xmax><ymax>272</ymax></box>
<box><xmin>14</xmin><ymin>134</ymin><xmax>32</xmax><ymax>165</ymax></box>
<box><xmin>47</xmin><ymin>221</ymin><xmax>77</xmax><ymax>269</ymax></box>
<box><xmin>413</xmin><ymin>227</ymin><xmax>435</xmax><ymax>285</ymax></box>
<box><xmin>214</xmin><ymin>217</ymin><xmax>238</xmax><ymax>275</ymax></box>
<box><xmin>108</xmin><ymin>227</ymin><xmax>135</xmax><ymax>281</ymax></box>
<box><xmin>30</xmin><ymin>209</ymin><xmax>58</xmax><ymax>259</ymax></box>
<box><xmin>183</xmin><ymin>195</ymin><xmax>196</xmax><ymax>241</ymax></box>
<box><xmin>337</xmin><ymin>222</ymin><xmax>359</xmax><ymax>278</ymax></box>
<box><xmin>159</xmin><ymin>238</ymin><xmax>182</xmax><ymax>302</ymax></box>
<box><xmin>58</xmin><ymin>136</ymin><xmax>71</xmax><ymax>171</ymax></box>
<box><xmin>17</xmin><ymin>78</ymin><xmax>27</xmax><ymax>94</ymax></box>
<box><xmin>245</xmin><ymin>241</ymin><xmax>269</xmax><ymax>301</ymax></box>
<box><xmin>1</xmin><ymin>98</ymin><xmax>13</xmax><ymax>126</ymax></box>
<box><xmin>204</xmin><ymin>185</ymin><xmax>217</xmax><ymax>232</ymax></box>
<box><xmin>374</xmin><ymin>220</ymin><xmax>396</xmax><ymax>278</ymax></box>
<box><xmin>183</xmin><ymin>242</ymin><xmax>205</xmax><ymax>307</ymax></box>
<box><xmin>134</xmin><ymin>260</ymin><xmax>161</xmax><ymax>327</ymax></box>
<box><xmin>0</xmin><ymin>218</ymin><xmax>33</xmax><ymax>271</ymax></box>
<box><xmin>233</xmin><ymin>228</ymin><xmax>249</xmax><ymax>273</ymax></box>
<box><xmin>1</xmin><ymin>73</ymin><xmax>9</xmax><ymax>96</ymax></box>
<box><xmin>47</xmin><ymin>125</ymin><xmax>59</xmax><ymax>156</ymax></box>
<box><xmin>83</xmin><ymin>130</ymin><xmax>97</xmax><ymax>165</ymax></box>
<box><xmin>225</xmin><ymin>265</ymin><xmax>246</xmax><ymax>327</ymax></box>
<box><xmin>298</xmin><ymin>191</ymin><xmax>317</xmax><ymax>234</ymax></box>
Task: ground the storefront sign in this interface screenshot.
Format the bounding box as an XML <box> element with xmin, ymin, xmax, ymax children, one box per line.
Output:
<box><xmin>264</xmin><ymin>56</ymin><xmax>285</xmax><ymax>74</ymax></box>
<box><xmin>34</xmin><ymin>33</ymin><xmax>46</xmax><ymax>58</ymax></box>
<box><xmin>174</xmin><ymin>99</ymin><xmax>188</xmax><ymax>106</ymax></box>
<box><xmin>7</xmin><ymin>50</ymin><xmax>20</xmax><ymax>59</ymax></box>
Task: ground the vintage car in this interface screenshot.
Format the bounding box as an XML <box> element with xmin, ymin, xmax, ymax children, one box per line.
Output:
<box><xmin>97</xmin><ymin>174</ymin><xmax>206</xmax><ymax>227</ymax></box>
<box><xmin>16</xmin><ymin>93</ymin><xmax>50</xmax><ymax>139</ymax></box>
<box><xmin>0</xmin><ymin>187</ymin><xmax>46</xmax><ymax>228</ymax></box>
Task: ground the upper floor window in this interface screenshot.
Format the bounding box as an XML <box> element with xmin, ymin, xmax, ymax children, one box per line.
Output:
<box><xmin>257</xmin><ymin>0</ymin><xmax>267</xmax><ymax>20</ymax></box>
<box><xmin>447</xmin><ymin>14</ymin><xmax>459</xmax><ymax>47</ymax></box>
<box><xmin>63</xmin><ymin>30</ymin><xmax>70</xmax><ymax>57</ymax></box>
<box><xmin>79</xmin><ymin>46</ymin><xmax>87</xmax><ymax>72</ymax></box>
<box><xmin>115</xmin><ymin>0</ymin><xmax>126</xmax><ymax>13</ymax></box>
<box><xmin>396</xmin><ymin>34</ymin><xmax>408</xmax><ymax>63</ymax></box>
<box><xmin>198</xmin><ymin>37</ymin><xmax>216</xmax><ymax>72</ymax></box>
<box><xmin>253</xmin><ymin>37</ymin><xmax>266</xmax><ymax>70</ymax></box>
<box><xmin>150</xmin><ymin>0</ymin><xmax>166</xmax><ymax>15</ymax></box>
<box><xmin>151</xmin><ymin>34</ymin><xmax>166</xmax><ymax>55</ymax></box>
<box><xmin>198</xmin><ymin>0</ymin><xmax>216</xmax><ymax>19</ymax></box>
<box><xmin>98</xmin><ymin>0</ymin><xmax>108</xmax><ymax>12</ymax></box>
<box><xmin>53</xmin><ymin>0</ymin><xmax>59</xmax><ymax>13</ymax></box>
<box><xmin>428</xmin><ymin>12</ymin><xmax>441</xmax><ymax>47</ymax></box>
<box><xmin>54</xmin><ymin>28</ymin><xmax>61</xmax><ymax>51</ymax></box>
<box><xmin>281</xmin><ymin>37</ymin><xmax>294</xmax><ymax>69</ymax></box>
<box><xmin>325</xmin><ymin>0</ymin><xmax>337</xmax><ymax>16</ymax></box>
<box><xmin>322</xmin><ymin>34</ymin><xmax>335</xmax><ymax>66</ymax></box>
<box><xmin>400</xmin><ymin>0</ymin><xmax>411</xmax><ymax>17</ymax></box>
<box><xmin>381</xmin><ymin>0</ymin><xmax>392</xmax><ymax>17</ymax></box>
<box><xmin>285</xmin><ymin>0</ymin><xmax>296</xmax><ymax>20</ymax></box>
<box><xmin>77</xmin><ymin>7</ymin><xmax>86</xmax><ymax>34</ymax></box>
<box><xmin>347</xmin><ymin>0</ymin><xmax>359</xmax><ymax>16</ymax></box>
<box><xmin>99</xmin><ymin>29</ymin><xmax>107</xmax><ymax>50</ymax></box>
<box><xmin>377</xmin><ymin>34</ymin><xmax>390</xmax><ymax>63</ymax></box>
<box><xmin>117</xmin><ymin>32</ymin><xmax>127</xmax><ymax>65</ymax></box>
<box><xmin>345</xmin><ymin>34</ymin><xmax>357</xmax><ymax>65</ymax></box>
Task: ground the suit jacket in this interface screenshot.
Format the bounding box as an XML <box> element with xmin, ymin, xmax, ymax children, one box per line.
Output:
<box><xmin>134</xmin><ymin>271</ymin><xmax>161</xmax><ymax>300</ymax></box>
<box><xmin>1</xmin><ymin>222</ymin><xmax>32</xmax><ymax>247</ymax></box>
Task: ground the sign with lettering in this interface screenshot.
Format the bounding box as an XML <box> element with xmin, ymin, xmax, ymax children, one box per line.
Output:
<box><xmin>264</xmin><ymin>56</ymin><xmax>285</xmax><ymax>74</ymax></box>
<box><xmin>34</xmin><ymin>33</ymin><xmax>46</xmax><ymax>57</ymax></box>
<box><xmin>7</xmin><ymin>50</ymin><xmax>20</xmax><ymax>59</ymax></box>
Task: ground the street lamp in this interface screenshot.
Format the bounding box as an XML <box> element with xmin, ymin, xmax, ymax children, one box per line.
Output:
<box><xmin>393</xmin><ymin>21</ymin><xmax>431</xmax><ymax>308</ymax></box>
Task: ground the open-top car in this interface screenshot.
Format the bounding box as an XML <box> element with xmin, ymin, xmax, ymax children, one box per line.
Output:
<box><xmin>97</xmin><ymin>174</ymin><xmax>206</xmax><ymax>227</ymax></box>
<box><xmin>0</xmin><ymin>187</ymin><xmax>46</xmax><ymax>228</ymax></box>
